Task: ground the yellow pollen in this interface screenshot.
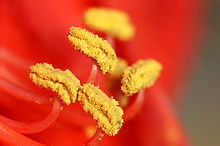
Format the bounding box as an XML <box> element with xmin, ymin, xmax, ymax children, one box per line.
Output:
<box><xmin>68</xmin><ymin>26</ymin><xmax>118</xmax><ymax>74</ymax></box>
<box><xmin>29</xmin><ymin>63</ymin><xmax>81</xmax><ymax>105</ymax></box>
<box><xmin>77</xmin><ymin>84</ymin><xmax>124</xmax><ymax>136</ymax></box>
<box><xmin>83</xmin><ymin>7</ymin><xmax>135</xmax><ymax>41</ymax></box>
<box><xmin>121</xmin><ymin>59</ymin><xmax>162</xmax><ymax>96</ymax></box>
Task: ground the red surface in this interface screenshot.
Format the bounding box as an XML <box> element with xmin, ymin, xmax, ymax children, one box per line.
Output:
<box><xmin>0</xmin><ymin>0</ymin><xmax>205</xmax><ymax>145</ymax></box>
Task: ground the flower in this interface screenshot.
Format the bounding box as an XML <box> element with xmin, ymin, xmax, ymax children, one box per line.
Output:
<box><xmin>0</xmin><ymin>0</ymin><xmax>204</xmax><ymax>146</ymax></box>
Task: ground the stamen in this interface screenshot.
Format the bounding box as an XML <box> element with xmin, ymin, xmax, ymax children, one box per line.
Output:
<box><xmin>83</xmin><ymin>7</ymin><xmax>135</xmax><ymax>40</ymax></box>
<box><xmin>0</xmin><ymin>96</ymin><xmax>61</xmax><ymax>134</ymax></box>
<box><xmin>0</xmin><ymin>78</ymin><xmax>50</xmax><ymax>104</ymax></box>
<box><xmin>68</xmin><ymin>26</ymin><xmax>118</xmax><ymax>74</ymax></box>
<box><xmin>121</xmin><ymin>59</ymin><xmax>162</xmax><ymax>96</ymax></box>
<box><xmin>124</xmin><ymin>89</ymin><xmax>145</xmax><ymax>121</ymax></box>
<box><xmin>0</xmin><ymin>121</ymin><xmax>45</xmax><ymax>146</ymax></box>
<box><xmin>84</xmin><ymin>128</ymin><xmax>104</xmax><ymax>146</ymax></box>
<box><xmin>77</xmin><ymin>84</ymin><xmax>123</xmax><ymax>136</ymax></box>
<box><xmin>105</xmin><ymin>35</ymin><xmax>115</xmax><ymax>49</ymax></box>
<box><xmin>29</xmin><ymin>63</ymin><xmax>80</xmax><ymax>105</ymax></box>
<box><xmin>87</xmin><ymin>64</ymin><xmax>98</xmax><ymax>84</ymax></box>
<box><xmin>106</xmin><ymin>58</ymin><xmax>128</xmax><ymax>107</ymax></box>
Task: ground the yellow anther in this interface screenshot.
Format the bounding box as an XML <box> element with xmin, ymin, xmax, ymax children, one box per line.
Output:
<box><xmin>77</xmin><ymin>84</ymin><xmax>124</xmax><ymax>136</ymax></box>
<box><xmin>68</xmin><ymin>26</ymin><xmax>117</xmax><ymax>74</ymax></box>
<box><xmin>29</xmin><ymin>63</ymin><xmax>81</xmax><ymax>105</ymax></box>
<box><xmin>84</xmin><ymin>7</ymin><xmax>135</xmax><ymax>41</ymax></box>
<box><xmin>121</xmin><ymin>59</ymin><xmax>162</xmax><ymax>96</ymax></box>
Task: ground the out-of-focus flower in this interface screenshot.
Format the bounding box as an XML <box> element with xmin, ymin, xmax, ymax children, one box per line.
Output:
<box><xmin>0</xmin><ymin>0</ymin><xmax>204</xmax><ymax>145</ymax></box>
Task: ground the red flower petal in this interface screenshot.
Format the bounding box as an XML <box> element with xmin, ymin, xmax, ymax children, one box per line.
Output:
<box><xmin>0</xmin><ymin>0</ymin><xmax>205</xmax><ymax>145</ymax></box>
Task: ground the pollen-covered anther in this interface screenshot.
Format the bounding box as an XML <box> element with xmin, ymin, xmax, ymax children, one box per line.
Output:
<box><xmin>77</xmin><ymin>84</ymin><xmax>124</xmax><ymax>136</ymax></box>
<box><xmin>83</xmin><ymin>7</ymin><xmax>135</xmax><ymax>41</ymax></box>
<box><xmin>84</xmin><ymin>7</ymin><xmax>135</xmax><ymax>41</ymax></box>
<box><xmin>68</xmin><ymin>26</ymin><xmax>118</xmax><ymax>74</ymax></box>
<box><xmin>29</xmin><ymin>63</ymin><xmax>80</xmax><ymax>105</ymax></box>
<box><xmin>121</xmin><ymin>59</ymin><xmax>162</xmax><ymax>96</ymax></box>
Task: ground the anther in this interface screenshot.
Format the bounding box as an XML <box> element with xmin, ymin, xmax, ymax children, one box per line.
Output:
<box><xmin>68</xmin><ymin>26</ymin><xmax>118</xmax><ymax>74</ymax></box>
<box><xmin>29</xmin><ymin>63</ymin><xmax>80</xmax><ymax>105</ymax></box>
<box><xmin>77</xmin><ymin>84</ymin><xmax>123</xmax><ymax>136</ymax></box>
<box><xmin>121</xmin><ymin>59</ymin><xmax>162</xmax><ymax>96</ymax></box>
<box><xmin>84</xmin><ymin>7</ymin><xmax>135</xmax><ymax>40</ymax></box>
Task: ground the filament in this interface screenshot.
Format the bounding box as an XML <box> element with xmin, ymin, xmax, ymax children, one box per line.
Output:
<box><xmin>0</xmin><ymin>96</ymin><xmax>61</xmax><ymax>134</ymax></box>
<box><xmin>124</xmin><ymin>89</ymin><xmax>145</xmax><ymax>121</ymax></box>
<box><xmin>83</xmin><ymin>63</ymin><xmax>104</xmax><ymax>145</ymax></box>
<box><xmin>106</xmin><ymin>35</ymin><xmax>115</xmax><ymax>50</ymax></box>
<box><xmin>0</xmin><ymin>78</ymin><xmax>50</xmax><ymax>104</ymax></box>
<box><xmin>86</xmin><ymin>63</ymin><xmax>98</xmax><ymax>84</ymax></box>
<box><xmin>0</xmin><ymin>120</ymin><xmax>45</xmax><ymax>146</ymax></box>
<box><xmin>84</xmin><ymin>128</ymin><xmax>104</xmax><ymax>146</ymax></box>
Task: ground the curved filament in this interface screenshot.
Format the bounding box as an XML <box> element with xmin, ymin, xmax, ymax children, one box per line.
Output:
<box><xmin>87</xmin><ymin>63</ymin><xmax>98</xmax><ymax>84</ymax></box>
<box><xmin>0</xmin><ymin>121</ymin><xmax>45</xmax><ymax>146</ymax></box>
<box><xmin>106</xmin><ymin>35</ymin><xmax>115</xmax><ymax>49</ymax></box>
<box><xmin>1</xmin><ymin>47</ymin><xmax>32</xmax><ymax>69</ymax></box>
<box><xmin>0</xmin><ymin>96</ymin><xmax>61</xmax><ymax>134</ymax></box>
<box><xmin>84</xmin><ymin>128</ymin><xmax>104</xmax><ymax>146</ymax></box>
<box><xmin>0</xmin><ymin>78</ymin><xmax>50</xmax><ymax>104</ymax></box>
<box><xmin>84</xmin><ymin>64</ymin><xmax>105</xmax><ymax>145</ymax></box>
<box><xmin>124</xmin><ymin>89</ymin><xmax>145</xmax><ymax>121</ymax></box>
<box><xmin>83</xmin><ymin>35</ymin><xmax>116</xmax><ymax>144</ymax></box>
